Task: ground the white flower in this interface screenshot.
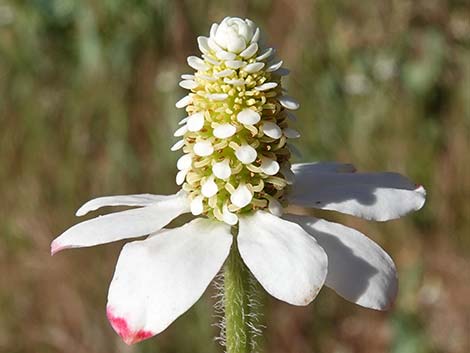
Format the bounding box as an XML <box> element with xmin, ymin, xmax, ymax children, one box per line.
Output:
<box><xmin>51</xmin><ymin>17</ymin><xmax>426</xmax><ymax>346</ymax></box>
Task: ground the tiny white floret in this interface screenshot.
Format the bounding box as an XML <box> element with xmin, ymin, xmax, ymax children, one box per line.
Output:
<box><xmin>177</xmin><ymin>154</ymin><xmax>192</xmax><ymax>170</ymax></box>
<box><xmin>193</xmin><ymin>141</ymin><xmax>214</xmax><ymax>157</ymax></box>
<box><xmin>235</xmin><ymin>144</ymin><xmax>257</xmax><ymax>164</ymax></box>
<box><xmin>201</xmin><ymin>176</ymin><xmax>218</xmax><ymax>197</ymax></box>
<box><xmin>260</xmin><ymin>157</ymin><xmax>280</xmax><ymax>176</ymax></box>
<box><xmin>262</xmin><ymin>122</ymin><xmax>282</xmax><ymax>139</ymax></box>
<box><xmin>230</xmin><ymin>183</ymin><xmax>253</xmax><ymax>208</ymax></box>
<box><xmin>175</xmin><ymin>95</ymin><xmax>192</xmax><ymax>108</ymax></box>
<box><xmin>170</xmin><ymin>140</ymin><xmax>185</xmax><ymax>151</ymax></box>
<box><xmin>237</xmin><ymin>108</ymin><xmax>260</xmax><ymax>125</ymax></box>
<box><xmin>212</xmin><ymin>159</ymin><xmax>231</xmax><ymax>180</ymax></box>
<box><xmin>187</xmin><ymin>112</ymin><xmax>205</xmax><ymax>132</ymax></box>
<box><xmin>214</xmin><ymin>124</ymin><xmax>236</xmax><ymax>139</ymax></box>
<box><xmin>279</xmin><ymin>96</ymin><xmax>300</xmax><ymax>110</ymax></box>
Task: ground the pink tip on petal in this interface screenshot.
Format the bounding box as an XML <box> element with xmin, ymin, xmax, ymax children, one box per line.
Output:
<box><xmin>50</xmin><ymin>240</ymin><xmax>66</xmax><ymax>256</ymax></box>
<box><xmin>415</xmin><ymin>184</ymin><xmax>426</xmax><ymax>194</ymax></box>
<box><xmin>106</xmin><ymin>306</ymin><xmax>154</xmax><ymax>345</ymax></box>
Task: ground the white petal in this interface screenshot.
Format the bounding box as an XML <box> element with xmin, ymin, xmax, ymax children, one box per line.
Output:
<box><xmin>214</xmin><ymin>69</ymin><xmax>235</xmax><ymax>78</ymax></box>
<box><xmin>187</xmin><ymin>56</ymin><xmax>209</xmax><ymax>71</ymax></box>
<box><xmin>197</xmin><ymin>36</ymin><xmax>210</xmax><ymax>54</ymax></box>
<box><xmin>225</xmin><ymin>60</ymin><xmax>246</xmax><ymax>69</ymax></box>
<box><xmin>286</xmin><ymin>215</ymin><xmax>398</xmax><ymax>310</ymax></box>
<box><xmin>181</xmin><ymin>74</ymin><xmax>195</xmax><ymax>80</ymax></box>
<box><xmin>251</xmin><ymin>27</ymin><xmax>260</xmax><ymax>43</ymax></box>
<box><xmin>51</xmin><ymin>193</ymin><xmax>190</xmax><ymax>254</ymax></box>
<box><xmin>237</xmin><ymin>108</ymin><xmax>260</xmax><ymax>125</ymax></box>
<box><xmin>207</xmin><ymin>93</ymin><xmax>228</xmax><ymax>101</ymax></box>
<box><xmin>279</xmin><ymin>96</ymin><xmax>300</xmax><ymax>110</ymax></box>
<box><xmin>187</xmin><ymin>112</ymin><xmax>205</xmax><ymax>132</ymax></box>
<box><xmin>236</xmin><ymin>18</ymin><xmax>253</xmax><ymax>41</ymax></box>
<box><xmin>212</xmin><ymin>159</ymin><xmax>231</xmax><ymax>180</ymax></box>
<box><xmin>213</xmin><ymin>123</ymin><xmax>236</xmax><ymax>139</ymax></box>
<box><xmin>255</xmin><ymin>82</ymin><xmax>278</xmax><ymax>91</ymax></box>
<box><xmin>170</xmin><ymin>139</ymin><xmax>185</xmax><ymax>151</ymax></box>
<box><xmin>175</xmin><ymin>95</ymin><xmax>192</xmax><ymax>108</ymax></box>
<box><xmin>243</xmin><ymin>62</ymin><xmax>265</xmax><ymax>73</ymax></box>
<box><xmin>222</xmin><ymin>204</ymin><xmax>238</xmax><ymax>225</ymax></box>
<box><xmin>288</xmin><ymin>168</ymin><xmax>426</xmax><ymax>221</ymax></box>
<box><xmin>202</xmin><ymin>54</ymin><xmax>219</xmax><ymax>65</ymax></box>
<box><xmin>235</xmin><ymin>144</ymin><xmax>257</xmax><ymax>164</ymax></box>
<box><xmin>256</xmin><ymin>47</ymin><xmax>274</xmax><ymax>61</ymax></box>
<box><xmin>176</xmin><ymin>170</ymin><xmax>187</xmax><ymax>185</ymax></box>
<box><xmin>262</xmin><ymin>122</ymin><xmax>282</xmax><ymax>139</ymax></box>
<box><xmin>238</xmin><ymin>211</ymin><xmax>327</xmax><ymax>305</ymax></box>
<box><xmin>179</xmin><ymin>80</ymin><xmax>198</xmax><ymax>90</ymax></box>
<box><xmin>190</xmin><ymin>196</ymin><xmax>204</xmax><ymax>215</ymax></box>
<box><xmin>283</xmin><ymin>128</ymin><xmax>300</xmax><ymax>139</ymax></box>
<box><xmin>197</xmin><ymin>73</ymin><xmax>217</xmax><ymax>82</ymax></box>
<box><xmin>208</xmin><ymin>37</ymin><xmax>222</xmax><ymax>52</ymax></box>
<box><xmin>176</xmin><ymin>154</ymin><xmax>192</xmax><ymax>170</ymax></box>
<box><xmin>193</xmin><ymin>141</ymin><xmax>214</xmax><ymax>157</ymax></box>
<box><xmin>173</xmin><ymin>125</ymin><xmax>188</xmax><ymax>137</ymax></box>
<box><xmin>260</xmin><ymin>157</ymin><xmax>280</xmax><ymax>176</ymax></box>
<box><xmin>201</xmin><ymin>176</ymin><xmax>218</xmax><ymax>197</ymax></box>
<box><xmin>240</xmin><ymin>42</ymin><xmax>258</xmax><ymax>59</ymax></box>
<box><xmin>213</xmin><ymin>25</ymin><xmax>229</xmax><ymax>49</ymax></box>
<box><xmin>226</xmin><ymin>34</ymin><xmax>246</xmax><ymax>53</ymax></box>
<box><xmin>266</xmin><ymin>59</ymin><xmax>283</xmax><ymax>72</ymax></box>
<box><xmin>215</xmin><ymin>50</ymin><xmax>236</xmax><ymax>61</ymax></box>
<box><xmin>76</xmin><ymin>194</ymin><xmax>169</xmax><ymax>217</ymax></box>
<box><xmin>209</xmin><ymin>23</ymin><xmax>218</xmax><ymax>39</ymax></box>
<box><xmin>230</xmin><ymin>183</ymin><xmax>252</xmax><ymax>208</ymax></box>
<box><xmin>106</xmin><ymin>218</ymin><xmax>232</xmax><ymax>344</ymax></box>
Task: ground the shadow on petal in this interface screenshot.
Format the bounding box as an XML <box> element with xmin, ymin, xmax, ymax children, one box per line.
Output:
<box><xmin>287</xmin><ymin>215</ymin><xmax>398</xmax><ymax>310</ymax></box>
<box><xmin>288</xmin><ymin>163</ymin><xmax>426</xmax><ymax>221</ymax></box>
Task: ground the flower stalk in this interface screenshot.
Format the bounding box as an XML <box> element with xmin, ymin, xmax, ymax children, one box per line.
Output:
<box><xmin>224</xmin><ymin>234</ymin><xmax>252</xmax><ymax>353</ymax></box>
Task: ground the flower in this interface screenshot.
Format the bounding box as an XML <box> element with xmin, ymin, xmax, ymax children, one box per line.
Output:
<box><xmin>51</xmin><ymin>17</ymin><xmax>426</xmax><ymax>346</ymax></box>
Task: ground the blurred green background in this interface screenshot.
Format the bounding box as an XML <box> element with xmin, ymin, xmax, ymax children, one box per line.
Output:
<box><xmin>1</xmin><ymin>0</ymin><xmax>470</xmax><ymax>352</ymax></box>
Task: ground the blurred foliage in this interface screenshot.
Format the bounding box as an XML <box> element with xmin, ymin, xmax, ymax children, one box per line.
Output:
<box><xmin>1</xmin><ymin>0</ymin><xmax>470</xmax><ymax>352</ymax></box>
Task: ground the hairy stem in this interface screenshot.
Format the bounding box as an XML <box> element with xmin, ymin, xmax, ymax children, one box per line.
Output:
<box><xmin>224</xmin><ymin>240</ymin><xmax>251</xmax><ymax>353</ymax></box>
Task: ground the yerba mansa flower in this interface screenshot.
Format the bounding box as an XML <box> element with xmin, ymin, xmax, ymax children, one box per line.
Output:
<box><xmin>51</xmin><ymin>17</ymin><xmax>426</xmax><ymax>345</ymax></box>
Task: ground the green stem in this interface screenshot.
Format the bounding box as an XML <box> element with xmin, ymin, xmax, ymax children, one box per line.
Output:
<box><xmin>224</xmin><ymin>239</ymin><xmax>251</xmax><ymax>353</ymax></box>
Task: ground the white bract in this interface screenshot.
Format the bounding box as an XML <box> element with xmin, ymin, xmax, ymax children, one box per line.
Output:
<box><xmin>51</xmin><ymin>17</ymin><xmax>426</xmax><ymax>346</ymax></box>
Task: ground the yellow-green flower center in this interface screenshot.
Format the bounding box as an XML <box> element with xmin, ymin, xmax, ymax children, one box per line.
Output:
<box><xmin>173</xmin><ymin>18</ymin><xmax>300</xmax><ymax>224</ymax></box>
